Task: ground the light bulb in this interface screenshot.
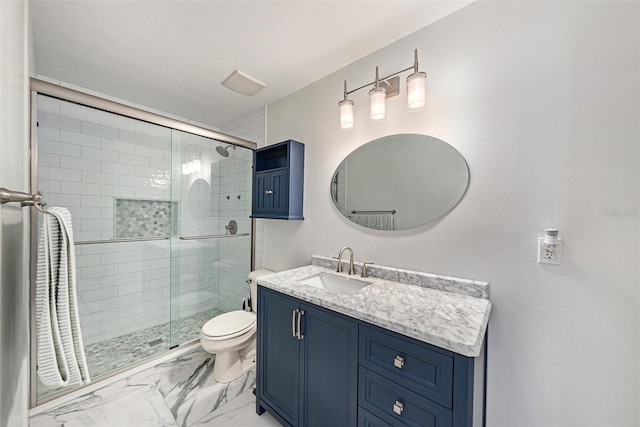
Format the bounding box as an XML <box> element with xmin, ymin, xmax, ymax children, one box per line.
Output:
<box><xmin>339</xmin><ymin>99</ymin><xmax>354</xmax><ymax>129</ymax></box>
<box><xmin>407</xmin><ymin>71</ymin><xmax>427</xmax><ymax>111</ymax></box>
<box><xmin>369</xmin><ymin>86</ymin><xmax>386</xmax><ymax>121</ymax></box>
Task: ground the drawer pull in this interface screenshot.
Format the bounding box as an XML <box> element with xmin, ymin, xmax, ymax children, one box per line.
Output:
<box><xmin>394</xmin><ymin>355</ymin><xmax>405</xmax><ymax>369</ymax></box>
<box><xmin>393</xmin><ymin>400</ymin><xmax>404</xmax><ymax>415</ymax></box>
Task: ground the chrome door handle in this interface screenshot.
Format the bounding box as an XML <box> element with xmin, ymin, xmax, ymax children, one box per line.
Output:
<box><xmin>292</xmin><ymin>309</ymin><xmax>297</xmax><ymax>338</ymax></box>
<box><xmin>297</xmin><ymin>310</ymin><xmax>304</xmax><ymax>340</ymax></box>
<box><xmin>394</xmin><ymin>355</ymin><xmax>405</xmax><ymax>369</ymax></box>
<box><xmin>393</xmin><ymin>400</ymin><xmax>404</xmax><ymax>415</ymax></box>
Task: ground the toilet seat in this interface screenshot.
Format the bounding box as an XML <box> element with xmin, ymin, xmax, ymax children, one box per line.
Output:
<box><xmin>202</xmin><ymin>310</ymin><xmax>256</xmax><ymax>340</ymax></box>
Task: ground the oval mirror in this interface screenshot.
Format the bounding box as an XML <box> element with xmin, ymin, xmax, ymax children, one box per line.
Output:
<box><xmin>330</xmin><ymin>134</ymin><xmax>469</xmax><ymax>230</ymax></box>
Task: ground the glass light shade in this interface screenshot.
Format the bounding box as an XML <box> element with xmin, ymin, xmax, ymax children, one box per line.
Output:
<box><xmin>339</xmin><ymin>99</ymin><xmax>354</xmax><ymax>129</ymax></box>
<box><xmin>369</xmin><ymin>86</ymin><xmax>386</xmax><ymax>121</ymax></box>
<box><xmin>407</xmin><ymin>71</ymin><xmax>427</xmax><ymax>110</ymax></box>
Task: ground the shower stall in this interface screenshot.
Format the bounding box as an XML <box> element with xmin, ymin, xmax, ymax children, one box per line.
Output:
<box><xmin>29</xmin><ymin>80</ymin><xmax>256</xmax><ymax>405</ymax></box>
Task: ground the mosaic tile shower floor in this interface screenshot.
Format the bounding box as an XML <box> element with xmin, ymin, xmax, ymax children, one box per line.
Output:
<box><xmin>37</xmin><ymin>308</ymin><xmax>222</xmax><ymax>401</ymax></box>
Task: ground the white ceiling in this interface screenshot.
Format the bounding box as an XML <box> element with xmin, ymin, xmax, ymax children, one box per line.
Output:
<box><xmin>30</xmin><ymin>1</ymin><xmax>472</xmax><ymax>129</ymax></box>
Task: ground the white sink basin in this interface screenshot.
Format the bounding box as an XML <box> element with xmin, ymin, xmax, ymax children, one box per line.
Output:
<box><xmin>298</xmin><ymin>273</ymin><xmax>370</xmax><ymax>295</ymax></box>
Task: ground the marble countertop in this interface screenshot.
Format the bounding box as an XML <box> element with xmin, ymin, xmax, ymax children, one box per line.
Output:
<box><xmin>257</xmin><ymin>257</ymin><xmax>492</xmax><ymax>358</ymax></box>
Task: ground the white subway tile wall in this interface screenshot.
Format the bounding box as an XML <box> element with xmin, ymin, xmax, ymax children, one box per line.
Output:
<box><xmin>176</xmin><ymin>131</ymin><xmax>253</xmax><ymax>314</ymax></box>
<box><xmin>221</xmin><ymin>108</ymin><xmax>266</xmax><ymax>279</ymax></box>
<box><xmin>36</xmin><ymin>95</ymin><xmax>254</xmax><ymax>346</ymax></box>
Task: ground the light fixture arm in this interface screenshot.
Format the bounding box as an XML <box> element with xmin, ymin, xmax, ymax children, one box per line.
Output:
<box><xmin>343</xmin><ymin>49</ymin><xmax>422</xmax><ymax>97</ymax></box>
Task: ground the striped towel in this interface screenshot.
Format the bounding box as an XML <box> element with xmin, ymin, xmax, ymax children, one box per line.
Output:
<box><xmin>35</xmin><ymin>207</ymin><xmax>90</xmax><ymax>388</ymax></box>
<box><xmin>350</xmin><ymin>213</ymin><xmax>394</xmax><ymax>230</ymax></box>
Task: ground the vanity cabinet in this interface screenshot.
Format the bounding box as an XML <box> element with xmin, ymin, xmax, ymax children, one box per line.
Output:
<box><xmin>257</xmin><ymin>287</ymin><xmax>358</xmax><ymax>426</ymax></box>
<box><xmin>252</xmin><ymin>139</ymin><xmax>304</xmax><ymax>220</ymax></box>
<box><xmin>257</xmin><ymin>287</ymin><xmax>480</xmax><ymax>427</ymax></box>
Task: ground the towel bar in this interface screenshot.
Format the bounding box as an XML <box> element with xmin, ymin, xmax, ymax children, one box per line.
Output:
<box><xmin>350</xmin><ymin>209</ymin><xmax>396</xmax><ymax>215</ymax></box>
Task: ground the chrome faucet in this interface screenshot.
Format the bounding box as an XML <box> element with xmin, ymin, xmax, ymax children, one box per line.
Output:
<box><xmin>337</xmin><ymin>246</ymin><xmax>355</xmax><ymax>275</ymax></box>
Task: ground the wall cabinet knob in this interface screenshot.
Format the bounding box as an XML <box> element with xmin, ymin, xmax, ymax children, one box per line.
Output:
<box><xmin>393</xmin><ymin>400</ymin><xmax>404</xmax><ymax>415</ymax></box>
<box><xmin>394</xmin><ymin>355</ymin><xmax>405</xmax><ymax>369</ymax></box>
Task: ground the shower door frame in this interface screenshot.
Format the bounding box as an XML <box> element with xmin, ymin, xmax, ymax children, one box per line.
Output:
<box><xmin>28</xmin><ymin>78</ymin><xmax>257</xmax><ymax>408</ymax></box>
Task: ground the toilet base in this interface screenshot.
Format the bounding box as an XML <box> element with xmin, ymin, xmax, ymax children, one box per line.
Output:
<box><xmin>212</xmin><ymin>340</ymin><xmax>256</xmax><ymax>383</ymax></box>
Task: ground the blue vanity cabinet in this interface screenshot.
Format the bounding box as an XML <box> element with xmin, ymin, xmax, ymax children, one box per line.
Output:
<box><xmin>257</xmin><ymin>286</ymin><xmax>481</xmax><ymax>426</ymax></box>
<box><xmin>252</xmin><ymin>140</ymin><xmax>304</xmax><ymax>220</ymax></box>
<box><xmin>257</xmin><ymin>287</ymin><xmax>358</xmax><ymax>426</ymax></box>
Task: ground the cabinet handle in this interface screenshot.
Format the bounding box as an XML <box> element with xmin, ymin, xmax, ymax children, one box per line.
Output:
<box><xmin>297</xmin><ymin>310</ymin><xmax>304</xmax><ymax>340</ymax></box>
<box><xmin>394</xmin><ymin>355</ymin><xmax>405</xmax><ymax>369</ymax></box>
<box><xmin>292</xmin><ymin>309</ymin><xmax>297</xmax><ymax>338</ymax></box>
<box><xmin>393</xmin><ymin>400</ymin><xmax>404</xmax><ymax>415</ymax></box>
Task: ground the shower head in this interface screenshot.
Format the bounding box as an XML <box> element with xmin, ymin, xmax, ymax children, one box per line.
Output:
<box><xmin>216</xmin><ymin>145</ymin><xmax>234</xmax><ymax>157</ymax></box>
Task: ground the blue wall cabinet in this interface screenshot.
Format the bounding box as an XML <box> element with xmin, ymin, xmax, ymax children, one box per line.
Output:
<box><xmin>252</xmin><ymin>140</ymin><xmax>304</xmax><ymax>220</ymax></box>
<box><xmin>257</xmin><ymin>287</ymin><xmax>358</xmax><ymax>426</ymax></box>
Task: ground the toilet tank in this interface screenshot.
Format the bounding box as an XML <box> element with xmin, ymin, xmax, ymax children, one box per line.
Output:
<box><xmin>248</xmin><ymin>269</ymin><xmax>273</xmax><ymax>312</ymax></box>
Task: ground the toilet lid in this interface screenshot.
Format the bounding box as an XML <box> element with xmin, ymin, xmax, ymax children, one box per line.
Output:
<box><xmin>202</xmin><ymin>311</ymin><xmax>256</xmax><ymax>339</ymax></box>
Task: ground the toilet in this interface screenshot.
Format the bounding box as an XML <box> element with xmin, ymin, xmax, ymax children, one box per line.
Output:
<box><xmin>200</xmin><ymin>269</ymin><xmax>273</xmax><ymax>383</ymax></box>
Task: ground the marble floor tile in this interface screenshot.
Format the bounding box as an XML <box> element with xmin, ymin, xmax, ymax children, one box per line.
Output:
<box><xmin>31</xmin><ymin>346</ymin><xmax>264</xmax><ymax>427</ymax></box>
<box><xmin>30</xmin><ymin>383</ymin><xmax>178</xmax><ymax>427</ymax></box>
<box><xmin>189</xmin><ymin>388</ymin><xmax>280</xmax><ymax>427</ymax></box>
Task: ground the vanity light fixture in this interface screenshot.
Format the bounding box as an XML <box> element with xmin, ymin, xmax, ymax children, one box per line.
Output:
<box><xmin>338</xmin><ymin>49</ymin><xmax>427</xmax><ymax>129</ymax></box>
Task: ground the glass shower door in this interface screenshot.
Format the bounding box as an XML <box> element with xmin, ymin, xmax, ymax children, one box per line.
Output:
<box><xmin>170</xmin><ymin>130</ymin><xmax>253</xmax><ymax>347</ymax></box>
<box><xmin>34</xmin><ymin>94</ymin><xmax>174</xmax><ymax>402</ymax></box>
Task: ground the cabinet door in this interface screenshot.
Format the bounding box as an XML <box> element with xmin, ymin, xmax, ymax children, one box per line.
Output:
<box><xmin>269</xmin><ymin>168</ymin><xmax>288</xmax><ymax>215</ymax></box>
<box><xmin>253</xmin><ymin>171</ymin><xmax>271</xmax><ymax>215</ymax></box>
<box><xmin>258</xmin><ymin>289</ymin><xmax>300</xmax><ymax>426</ymax></box>
<box><xmin>300</xmin><ymin>303</ymin><xmax>358</xmax><ymax>427</ymax></box>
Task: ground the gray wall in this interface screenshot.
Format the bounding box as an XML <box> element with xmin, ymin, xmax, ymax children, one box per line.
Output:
<box><xmin>264</xmin><ymin>2</ymin><xmax>639</xmax><ymax>426</ymax></box>
<box><xmin>0</xmin><ymin>0</ymin><xmax>30</xmax><ymax>425</ymax></box>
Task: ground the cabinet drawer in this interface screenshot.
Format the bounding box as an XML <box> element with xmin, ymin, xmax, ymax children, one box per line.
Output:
<box><xmin>359</xmin><ymin>367</ymin><xmax>452</xmax><ymax>427</ymax></box>
<box><xmin>358</xmin><ymin>406</ymin><xmax>393</xmax><ymax>427</ymax></box>
<box><xmin>359</xmin><ymin>325</ymin><xmax>453</xmax><ymax>408</ymax></box>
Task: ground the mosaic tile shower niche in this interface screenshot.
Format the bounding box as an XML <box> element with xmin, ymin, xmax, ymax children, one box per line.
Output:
<box><xmin>34</xmin><ymin>94</ymin><xmax>254</xmax><ymax>403</ymax></box>
<box><xmin>115</xmin><ymin>199</ymin><xmax>176</xmax><ymax>238</ymax></box>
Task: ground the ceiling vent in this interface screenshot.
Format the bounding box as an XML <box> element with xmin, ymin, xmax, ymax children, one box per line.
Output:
<box><xmin>221</xmin><ymin>70</ymin><xmax>267</xmax><ymax>97</ymax></box>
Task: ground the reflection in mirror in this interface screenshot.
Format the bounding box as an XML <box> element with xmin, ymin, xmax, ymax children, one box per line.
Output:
<box><xmin>331</xmin><ymin>134</ymin><xmax>469</xmax><ymax>231</ymax></box>
<box><xmin>188</xmin><ymin>178</ymin><xmax>211</xmax><ymax>219</ymax></box>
